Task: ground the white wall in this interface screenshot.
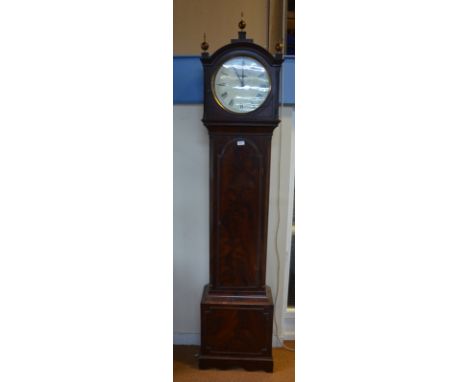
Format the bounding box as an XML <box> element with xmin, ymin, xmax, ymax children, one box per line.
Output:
<box><xmin>173</xmin><ymin>104</ymin><xmax>294</xmax><ymax>346</ymax></box>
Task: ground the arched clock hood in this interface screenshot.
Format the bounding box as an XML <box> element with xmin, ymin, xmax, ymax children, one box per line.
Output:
<box><xmin>200</xmin><ymin>24</ymin><xmax>284</xmax><ymax>128</ymax></box>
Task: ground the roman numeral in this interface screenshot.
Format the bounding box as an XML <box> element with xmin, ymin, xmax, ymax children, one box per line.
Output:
<box><xmin>258</xmin><ymin>73</ymin><xmax>265</xmax><ymax>78</ymax></box>
<box><xmin>216</xmin><ymin>83</ymin><xmax>226</xmax><ymax>86</ymax></box>
<box><xmin>221</xmin><ymin>92</ymin><xmax>228</xmax><ymax>99</ymax></box>
<box><xmin>256</xmin><ymin>93</ymin><xmax>263</xmax><ymax>98</ymax></box>
<box><xmin>229</xmin><ymin>99</ymin><xmax>234</xmax><ymax>106</ymax></box>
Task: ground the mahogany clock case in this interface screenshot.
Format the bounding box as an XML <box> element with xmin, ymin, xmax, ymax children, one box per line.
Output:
<box><xmin>198</xmin><ymin>32</ymin><xmax>283</xmax><ymax>373</ymax></box>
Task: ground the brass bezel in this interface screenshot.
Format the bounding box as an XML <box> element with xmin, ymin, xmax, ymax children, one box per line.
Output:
<box><xmin>211</xmin><ymin>56</ymin><xmax>272</xmax><ymax>114</ymax></box>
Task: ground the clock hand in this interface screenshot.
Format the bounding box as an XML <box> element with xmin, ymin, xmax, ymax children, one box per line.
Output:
<box><xmin>241</xmin><ymin>59</ymin><xmax>245</xmax><ymax>87</ymax></box>
<box><xmin>233</xmin><ymin>67</ymin><xmax>243</xmax><ymax>86</ymax></box>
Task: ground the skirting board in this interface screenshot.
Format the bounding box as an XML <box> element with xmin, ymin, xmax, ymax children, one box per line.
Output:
<box><xmin>173</xmin><ymin>332</ymin><xmax>293</xmax><ymax>347</ymax></box>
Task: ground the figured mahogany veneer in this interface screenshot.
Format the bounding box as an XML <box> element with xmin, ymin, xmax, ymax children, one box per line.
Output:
<box><xmin>209</xmin><ymin>128</ymin><xmax>274</xmax><ymax>293</ymax></box>
<box><xmin>199</xmin><ymin>285</ymin><xmax>274</xmax><ymax>372</ymax></box>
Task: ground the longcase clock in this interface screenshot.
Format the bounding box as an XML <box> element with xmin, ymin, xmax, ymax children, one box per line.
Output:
<box><xmin>198</xmin><ymin>18</ymin><xmax>283</xmax><ymax>373</ymax></box>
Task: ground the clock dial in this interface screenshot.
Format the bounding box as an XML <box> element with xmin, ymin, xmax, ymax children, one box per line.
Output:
<box><xmin>213</xmin><ymin>56</ymin><xmax>271</xmax><ymax>113</ymax></box>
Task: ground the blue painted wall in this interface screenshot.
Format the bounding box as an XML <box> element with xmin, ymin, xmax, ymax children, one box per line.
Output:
<box><xmin>173</xmin><ymin>55</ymin><xmax>295</xmax><ymax>105</ymax></box>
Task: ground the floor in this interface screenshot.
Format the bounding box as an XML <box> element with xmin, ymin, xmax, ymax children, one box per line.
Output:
<box><xmin>173</xmin><ymin>342</ymin><xmax>295</xmax><ymax>382</ymax></box>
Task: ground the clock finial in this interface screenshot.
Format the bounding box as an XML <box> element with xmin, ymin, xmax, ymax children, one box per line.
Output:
<box><xmin>275</xmin><ymin>41</ymin><xmax>283</xmax><ymax>54</ymax></box>
<box><xmin>239</xmin><ymin>12</ymin><xmax>246</xmax><ymax>30</ymax></box>
<box><xmin>201</xmin><ymin>33</ymin><xmax>209</xmax><ymax>57</ymax></box>
<box><xmin>275</xmin><ymin>40</ymin><xmax>284</xmax><ymax>58</ymax></box>
<box><xmin>238</xmin><ymin>12</ymin><xmax>247</xmax><ymax>39</ymax></box>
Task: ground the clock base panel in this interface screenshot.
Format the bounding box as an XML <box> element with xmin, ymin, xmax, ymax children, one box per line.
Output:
<box><xmin>199</xmin><ymin>284</ymin><xmax>274</xmax><ymax>373</ymax></box>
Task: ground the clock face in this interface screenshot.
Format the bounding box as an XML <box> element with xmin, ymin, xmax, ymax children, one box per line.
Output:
<box><xmin>213</xmin><ymin>56</ymin><xmax>271</xmax><ymax>113</ymax></box>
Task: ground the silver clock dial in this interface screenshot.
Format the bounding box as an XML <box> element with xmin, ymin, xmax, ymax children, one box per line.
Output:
<box><xmin>213</xmin><ymin>56</ymin><xmax>271</xmax><ymax>113</ymax></box>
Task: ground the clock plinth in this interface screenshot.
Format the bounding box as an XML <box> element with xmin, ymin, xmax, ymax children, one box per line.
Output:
<box><xmin>198</xmin><ymin>23</ymin><xmax>283</xmax><ymax>373</ymax></box>
<box><xmin>199</xmin><ymin>285</ymin><xmax>273</xmax><ymax>372</ymax></box>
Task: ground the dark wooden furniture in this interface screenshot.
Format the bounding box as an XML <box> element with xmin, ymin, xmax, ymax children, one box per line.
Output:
<box><xmin>198</xmin><ymin>22</ymin><xmax>283</xmax><ymax>373</ymax></box>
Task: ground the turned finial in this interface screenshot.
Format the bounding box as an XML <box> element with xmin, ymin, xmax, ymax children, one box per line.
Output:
<box><xmin>238</xmin><ymin>12</ymin><xmax>246</xmax><ymax>30</ymax></box>
<box><xmin>275</xmin><ymin>41</ymin><xmax>284</xmax><ymax>54</ymax></box>
<box><xmin>201</xmin><ymin>33</ymin><xmax>209</xmax><ymax>51</ymax></box>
